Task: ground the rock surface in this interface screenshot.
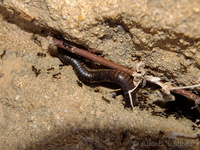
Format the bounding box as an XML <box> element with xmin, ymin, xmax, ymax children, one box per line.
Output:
<box><xmin>0</xmin><ymin>0</ymin><xmax>200</xmax><ymax>149</ymax></box>
<box><xmin>1</xmin><ymin>0</ymin><xmax>200</xmax><ymax>85</ymax></box>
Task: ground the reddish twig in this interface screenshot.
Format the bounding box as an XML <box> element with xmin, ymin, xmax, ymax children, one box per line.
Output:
<box><xmin>51</xmin><ymin>37</ymin><xmax>200</xmax><ymax>104</ymax></box>
<box><xmin>52</xmin><ymin>37</ymin><xmax>133</xmax><ymax>75</ymax></box>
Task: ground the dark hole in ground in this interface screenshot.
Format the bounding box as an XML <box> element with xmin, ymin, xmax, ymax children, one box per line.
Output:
<box><xmin>163</xmin><ymin>93</ymin><xmax>199</xmax><ymax>123</ymax></box>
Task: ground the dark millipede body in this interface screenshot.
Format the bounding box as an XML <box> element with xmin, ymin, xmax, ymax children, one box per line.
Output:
<box><xmin>57</xmin><ymin>49</ymin><xmax>137</xmax><ymax>106</ymax></box>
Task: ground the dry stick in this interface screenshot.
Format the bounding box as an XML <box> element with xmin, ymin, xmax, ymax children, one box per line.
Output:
<box><xmin>52</xmin><ymin>37</ymin><xmax>133</xmax><ymax>75</ymax></box>
<box><xmin>52</xmin><ymin>37</ymin><xmax>200</xmax><ymax>103</ymax></box>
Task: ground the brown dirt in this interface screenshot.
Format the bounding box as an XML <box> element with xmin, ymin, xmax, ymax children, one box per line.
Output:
<box><xmin>0</xmin><ymin>1</ymin><xmax>200</xmax><ymax>150</ymax></box>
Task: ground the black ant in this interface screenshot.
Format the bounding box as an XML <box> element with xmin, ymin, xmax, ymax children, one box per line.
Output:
<box><xmin>32</xmin><ymin>66</ymin><xmax>41</xmax><ymax>77</ymax></box>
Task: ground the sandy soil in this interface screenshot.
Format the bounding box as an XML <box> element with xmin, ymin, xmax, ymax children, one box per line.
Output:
<box><xmin>0</xmin><ymin>1</ymin><xmax>200</xmax><ymax>150</ymax></box>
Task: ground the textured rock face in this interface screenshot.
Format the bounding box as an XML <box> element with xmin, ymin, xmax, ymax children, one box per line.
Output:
<box><xmin>1</xmin><ymin>0</ymin><xmax>200</xmax><ymax>85</ymax></box>
<box><xmin>0</xmin><ymin>0</ymin><xmax>200</xmax><ymax>150</ymax></box>
<box><xmin>2</xmin><ymin>0</ymin><xmax>200</xmax><ymax>38</ymax></box>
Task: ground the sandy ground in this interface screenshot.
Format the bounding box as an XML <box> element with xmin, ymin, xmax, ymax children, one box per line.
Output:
<box><xmin>0</xmin><ymin>1</ymin><xmax>200</xmax><ymax>150</ymax></box>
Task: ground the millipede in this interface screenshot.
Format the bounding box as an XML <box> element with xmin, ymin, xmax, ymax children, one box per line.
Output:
<box><xmin>56</xmin><ymin>48</ymin><xmax>137</xmax><ymax>106</ymax></box>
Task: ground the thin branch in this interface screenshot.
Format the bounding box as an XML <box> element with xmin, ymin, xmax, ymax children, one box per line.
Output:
<box><xmin>51</xmin><ymin>37</ymin><xmax>133</xmax><ymax>75</ymax></box>
<box><xmin>171</xmin><ymin>84</ymin><xmax>200</xmax><ymax>90</ymax></box>
<box><xmin>51</xmin><ymin>37</ymin><xmax>200</xmax><ymax>103</ymax></box>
